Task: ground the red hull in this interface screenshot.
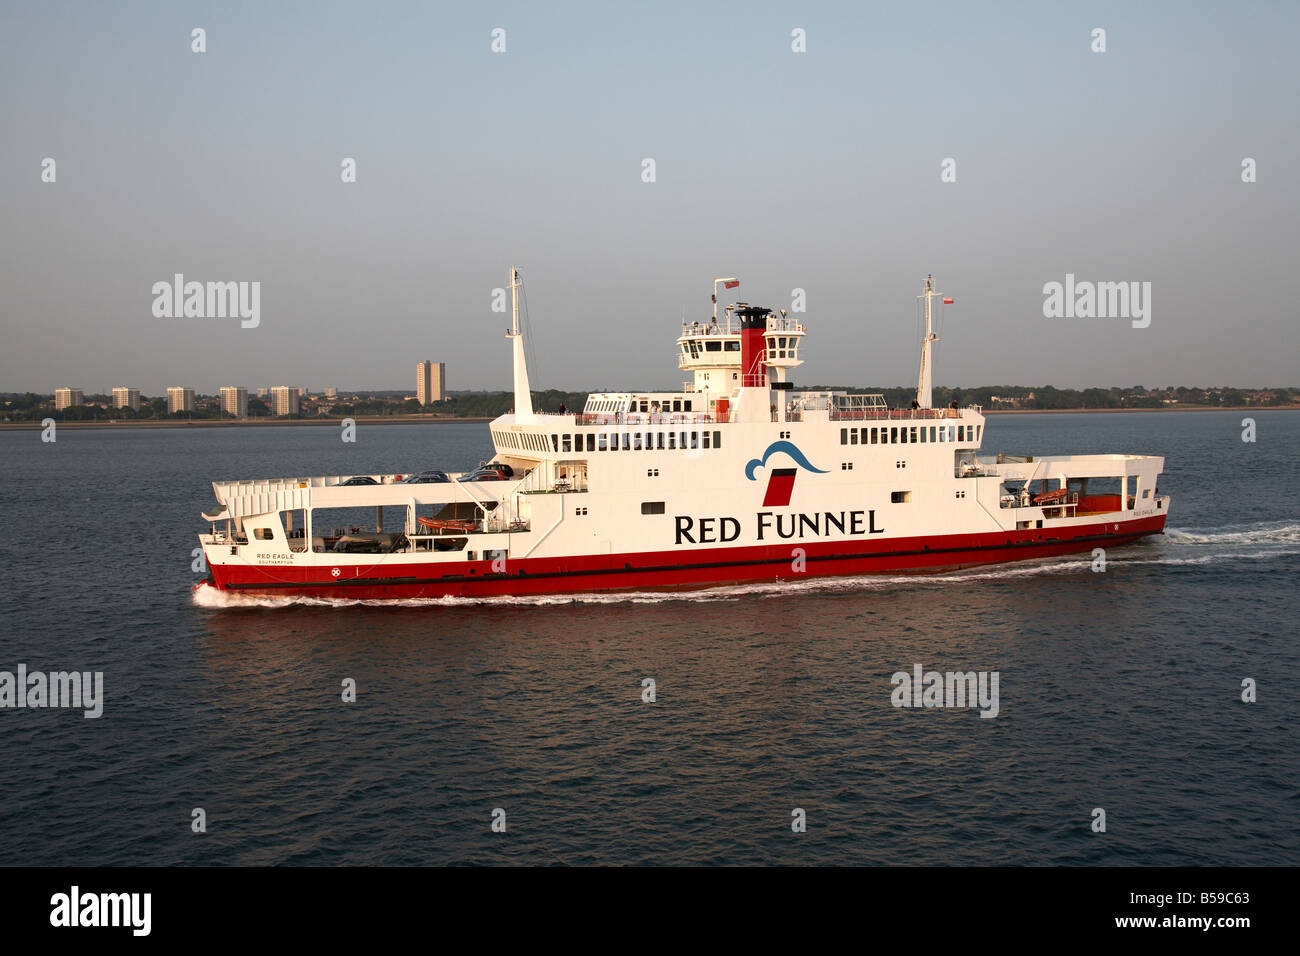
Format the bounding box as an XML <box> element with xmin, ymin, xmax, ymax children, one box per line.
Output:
<box><xmin>204</xmin><ymin>513</ymin><xmax>1167</xmax><ymax>600</ymax></box>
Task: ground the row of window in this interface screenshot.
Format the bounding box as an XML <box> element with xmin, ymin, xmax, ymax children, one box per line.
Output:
<box><xmin>589</xmin><ymin>397</ymin><xmax>697</xmax><ymax>414</ymax></box>
<box><xmin>840</xmin><ymin>423</ymin><xmax>981</xmax><ymax>446</ymax></box>
<box><xmin>683</xmin><ymin>340</ymin><xmax>741</xmax><ymax>357</ymax></box>
<box><xmin>496</xmin><ymin>430</ymin><xmax>724</xmax><ymax>454</ymax></box>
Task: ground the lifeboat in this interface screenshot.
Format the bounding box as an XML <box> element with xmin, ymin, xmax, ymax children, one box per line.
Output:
<box><xmin>1032</xmin><ymin>488</ymin><xmax>1070</xmax><ymax>505</ymax></box>
<box><xmin>417</xmin><ymin>516</ymin><xmax>478</xmax><ymax>533</ymax></box>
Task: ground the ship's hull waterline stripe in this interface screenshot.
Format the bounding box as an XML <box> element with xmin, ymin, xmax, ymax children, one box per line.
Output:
<box><xmin>219</xmin><ymin>524</ymin><xmax>1162</xmax><ymax>591</ymax></box>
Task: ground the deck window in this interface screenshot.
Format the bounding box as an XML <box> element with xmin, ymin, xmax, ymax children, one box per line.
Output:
<box><xmin>641</xmin><ymin>501</ymin><xmax>666</xmax><ymax>515</ymax></box>
<box><xmin>713</xmin><ymin>431</ymin><xmax>721</xmax><ymax>448</ymax></box>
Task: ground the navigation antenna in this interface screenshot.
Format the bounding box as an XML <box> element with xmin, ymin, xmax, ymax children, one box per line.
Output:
<box><xmin>915</xmin><ymin>274</ymin><xmax>951</xmax><ymax>410</ymax></box>
<box><xmin>712</xmin><ymin>277</ymin><xmax>739</xmax><ymax>326</ymax></box>
<box><xmin>508</xmin><ymin>266</ymin><xmax>535</xmax><ymax>423</ymax></box>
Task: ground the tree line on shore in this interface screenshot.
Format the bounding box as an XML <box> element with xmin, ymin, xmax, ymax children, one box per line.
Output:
<box><xmin>2</xmin><ymin>384</ymin><xmax>1295</xmax><ymax>422</ymax></box>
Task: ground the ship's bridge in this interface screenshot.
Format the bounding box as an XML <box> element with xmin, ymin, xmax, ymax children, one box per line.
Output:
<box><xmin>677</xmin><ymin>304</ymin><xmax>806</xmax><ymax>392</ymax></box>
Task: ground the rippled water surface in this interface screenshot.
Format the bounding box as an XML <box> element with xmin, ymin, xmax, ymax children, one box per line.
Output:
<box><xmin>1</xmin><ymin>412</ymin><xmax>1297</xmax><ymax>865</ymax></box>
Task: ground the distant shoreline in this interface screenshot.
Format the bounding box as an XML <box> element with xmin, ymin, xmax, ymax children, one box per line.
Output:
<box><xmin>1</xmin><ymin>405</ymin><xmax>1295</xmax><ymax>430</ymax></box>
<box><xmin>0</xmin><ymin>416</ymin><xmax>494</xmax><ymax>431</ymax></box>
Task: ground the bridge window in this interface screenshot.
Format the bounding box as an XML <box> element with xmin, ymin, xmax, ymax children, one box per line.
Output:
<box><xmin>725</xmin><ymin>341</ymin><xmax>740</xmax><ymax>351</ymax></box>
<box><xmin>850</xmin><ymin>429</ymin><xmax>858</xmax><ymax>445</ymax></box>
<box><xmin>929</xmin><ymin>426</ymin><xmax>937</xmax><ymax>442</ymax></box>
<box><xmin>713</xmin><ymin>431</ymin><xmax>721</xmax><ymax>448</ymax></box>
<box><xmin>562</xmin><ymin>435</ymin><xmax>572</xmax><ymax>452</ymax></box>
<box><xmin>705</xmin><ymin>340</ymin><xmax>722</xmax><ymax>352</ymax></box>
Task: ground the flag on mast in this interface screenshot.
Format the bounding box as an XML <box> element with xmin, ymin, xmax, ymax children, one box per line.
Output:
<box><xmin>724</xmin><ymin>280</ymin><xmax>740</xmax><ymax>289</ymax></box>
<box><xmin>942</xmin><ymin>297</ymin><xmax>954</xmax><ymax>304</ymax></box>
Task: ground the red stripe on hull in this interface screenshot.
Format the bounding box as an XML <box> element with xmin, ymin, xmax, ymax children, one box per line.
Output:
<box><xmin>205</xmin><ymin>513</ymin><xmax>1168</xmax><ymax>600</ymax></box>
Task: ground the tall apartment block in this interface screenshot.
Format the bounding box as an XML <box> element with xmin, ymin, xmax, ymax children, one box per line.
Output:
<box><xmin>270</xmin><ymin>386</ymin><xmax>300</xmax><ymax>416</ymax></box>
<box><xmin>167</xmin><ymin>387</ymin><xmax>195</xmax><ymax>414</ymax></box>
<box><xmin>54</xmin><ymin>387</ymin><xmax>85</xmax><ymax>410</ymax></box>
<box><xmin>111</xmin><ymin>387</ymin><xmax>140</xmax><ymax>411</ymax></box>
<box><xmin>416</xmin><ymin>360</ymin><xmax>446</xmax><ymax>404</ymax></box>
<box><xmin>220</xmin><ymin>386</ymin><xmax>248</xmax><ymax>418</ymax></box>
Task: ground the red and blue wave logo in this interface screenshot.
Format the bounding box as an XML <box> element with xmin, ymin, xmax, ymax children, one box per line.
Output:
<box><xmin>744</xmin><ymin>441</ymin><xmax>830</xmax><ymax>507</ymax></box>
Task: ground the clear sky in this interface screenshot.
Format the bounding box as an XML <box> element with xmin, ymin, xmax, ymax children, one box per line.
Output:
<box><xmin>1</xmin><ymin>0</ymin><xmax>1296</xmax><ymax>395</ymax></box>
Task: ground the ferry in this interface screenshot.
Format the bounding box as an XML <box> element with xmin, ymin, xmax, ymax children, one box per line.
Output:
<box><xmin>195</xmin><ymin>270</ymin><xmax>1169</xmax><ymax>599</ymax></box>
